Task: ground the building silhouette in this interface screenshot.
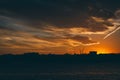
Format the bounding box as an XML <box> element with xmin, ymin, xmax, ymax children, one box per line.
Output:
<box><xmin>89</xmin><ymin>51</ymin><xmax>97</xmax><ymax>55</ymax></box>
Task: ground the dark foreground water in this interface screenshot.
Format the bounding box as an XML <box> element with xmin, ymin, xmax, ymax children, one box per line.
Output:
<box><xmin>0</xmin><ymin>64</ymin><xmax>120</xmax><ymax>80</ymax></box>
<box><xmin>0</xmin><ymin>72</ymin><xmax>119</xmax><ymax>80</ymax></box>
<box><xmin>0</xmin><ymin>54</ymin><xmax>120</xmax><ymax>80</ymax></box>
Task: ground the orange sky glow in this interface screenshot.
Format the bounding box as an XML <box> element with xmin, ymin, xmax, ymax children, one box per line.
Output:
<box><xmin>0</xmin><ymin>0</ymin><xmax>120</xmax><ymax>54</ymax></box>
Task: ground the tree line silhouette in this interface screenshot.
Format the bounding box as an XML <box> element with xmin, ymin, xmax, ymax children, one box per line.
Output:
<box><xmin>0</xmin><ymin>52</ymin><xmax>120</xmax><ymax>65</ymax></box>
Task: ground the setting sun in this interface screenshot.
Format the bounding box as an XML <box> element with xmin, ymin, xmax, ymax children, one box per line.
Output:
<box><xmin>96</xmin><ymin>47</ymin><xmax>110</xmax><ymax>54</ymax></box>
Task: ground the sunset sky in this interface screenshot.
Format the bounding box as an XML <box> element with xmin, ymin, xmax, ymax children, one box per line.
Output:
<box><xmin>0</xmin><ymin>0</ymin><xmax>120</xmax><ymax>54</ymax></box>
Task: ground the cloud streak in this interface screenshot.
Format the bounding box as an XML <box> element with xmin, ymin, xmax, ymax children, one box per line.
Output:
<box><xmin>104</xmin><ymin>25</ymin><xmax>120</xmax><ymax>39</ymax></box>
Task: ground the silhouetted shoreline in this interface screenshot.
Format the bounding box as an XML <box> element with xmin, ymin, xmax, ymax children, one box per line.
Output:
<box><xmin>0</xmin><ymin>52</ymin><xmax>120</xmax><ymax>80</ymax></box>
<box><xmin>0</xmin><ymin>52</ymin><xmax>120</xmax><ymax>64</ymax></box>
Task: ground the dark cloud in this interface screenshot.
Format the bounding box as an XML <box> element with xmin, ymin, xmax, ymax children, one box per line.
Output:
<box><xmin>0</xmin><ymin>0</ymin><xmax>114</xmax><ymax>31</ymax></box>
<box><xmin>68</xmin><ymin>35</ymin><xmax>98</xmax><ymax>45</ymax></box>
<box><xmin>33</xmin><ymin>31</ymin><xmax>99</xmax><ymax>46</ymax></box>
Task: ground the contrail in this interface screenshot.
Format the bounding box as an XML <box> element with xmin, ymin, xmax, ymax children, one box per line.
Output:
<box><xmin>104</xmin><ymin>25</ymin><xmax>120</xmax><ymax>39</ymax></box>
